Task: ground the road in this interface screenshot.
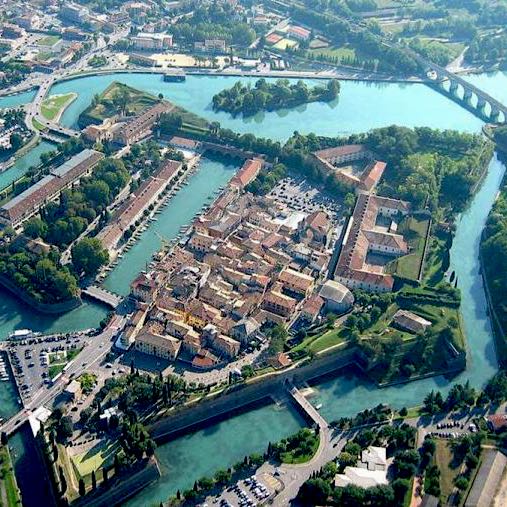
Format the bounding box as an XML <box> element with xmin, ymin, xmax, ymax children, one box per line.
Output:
<box><xmin>0</xmin><ymin>315</ymin><xmax>126</xmax><ymax>436</ymax></box>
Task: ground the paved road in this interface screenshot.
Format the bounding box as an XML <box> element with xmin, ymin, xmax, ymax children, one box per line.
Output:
<box><xmin>0</xmin><ymin>315</ymin><xmax>126</xmax><ymax>435</ymax></box>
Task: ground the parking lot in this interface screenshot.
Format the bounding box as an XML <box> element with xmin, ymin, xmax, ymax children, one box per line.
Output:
<box><xmin>208</xmin><ymin>473</ymin><xmax>281</xmax><ymax>507</ymax></box>
<box><xmin>7</xmin><ymin>331</ymin><xmax>90</xmax><ymax>405</ymax></box>
<box><xmin>268</xmin><ymin>177</ymin><xmax>343</xmax><ymax>218</ymax></box>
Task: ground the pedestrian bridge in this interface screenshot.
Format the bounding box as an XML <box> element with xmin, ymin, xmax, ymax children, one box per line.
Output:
<box><xmin>81</xmin><ymin>285</ymin><xmax>123</xmax><ymax>309</ymax></box>
<box><xmin>286</xmin><ymin>383</ymin><xmax>328</xmax><ymax>430</ymax></box>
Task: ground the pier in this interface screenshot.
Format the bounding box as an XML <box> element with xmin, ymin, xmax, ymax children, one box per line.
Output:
<box><xmin>81</xmin><ymin>285</ymin><xmax>123</xmax><ymax>309</ymax></box>
<box><xmin>286</xmin><ymin>383</ymin><xmax>328</xmax><ymax>429</ymax></box>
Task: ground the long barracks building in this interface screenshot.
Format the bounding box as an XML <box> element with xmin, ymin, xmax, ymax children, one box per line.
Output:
<box><xmin>0</xmin><ymin>149</ymin><xmax>104</xmax><ymax>228</ymax></box>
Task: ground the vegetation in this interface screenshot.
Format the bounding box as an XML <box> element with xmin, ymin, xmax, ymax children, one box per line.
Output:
<box><xmin>0</xmin><ymin>445</ymin><xmax>21</xmax><ymax>506</ymax></box>
<box><xmin>72</xmin><ymin>238</ymin><xmax>109</xmax><ymax>277</ymax></box>
<box><xmin>25</xmin><ymin>158</ymin><xmax>129</xmax><ymax>249</ymax></box>
<box><xmin>77</xmin><ymin>82</ymin><xmax>159</xmax><ymax>128</ymax></box>
<box><xmin>212</xmin><ymin>79</ymin><xmax>340</xmax><ymax>117</ymax></box>
<box><xmin>41</xmin><ymin>93</ymin><xmax>76</xmax><ymax>122</ymax></box>
<box><xmin>169</xmin><ymin>3</ymin><xmax>256</xmax><ymax>48</ymax></box>
<box><xmin>269</xmin><ymin>428</ymin><xmax>319</xmax><ymax>464</ymax></box>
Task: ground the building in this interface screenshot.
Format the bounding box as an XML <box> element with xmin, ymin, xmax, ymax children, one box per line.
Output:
<box><xmin>312</xmin><ymin>145</ymin><xmax>386</xmax><ymax>193</ymax></box>
<box><xmin>334</xmin><ymin>194</ymin><xmax>410</xmax><ymax>293</ymax></box>
<box><xmin>392</xmin><ymin>310</ymin><xmax>432</xmax><ymax>334</ymax></box>
<box><xmin>334</xmin><ymin>446</ymin><xmax>389</xmax><ymax>489</ymax></box>
<box><xmin>278</xmin><ymin>268</ymin><xmax>315</xmax><ymax>297</ymax></box>
<box><xmin>130</xmin><ymin>32</ymin><xmax>173</xmax><ymax>51</ymax></box>
<box><xmin>262</xmin><ymin>290</ymin><xmax>297</xmax><ymax>318</ymax></box>
<box><xmin>0</xmin><ymin>149</ymin><xmax>104</xmax><ymax>228</ymax></box>
<box><xmin>60</xmin><ymin>3</ymin><xmax>89</xmax><ymax>24</ymax></box>
<box><xmin>230</xmin><ymin>317</ymin><xmax>260</xmax><ymax>344</ymax></box>
<box><xmin>135</xmin><ymin>324</ymin><xmax>182</xmax><ymax>360</ymax></box>
<box><xmin>464</xmin><ymin>449</ymin><xmax>507</xmax><ymax>507</ymax></box>
<box><xmin>130</xmin><ymin>273</ymin><xmax>158</xmax><ymax>302</ymax></box>
<box><xmin>112</xmin><ymin>101</ymin><xmax>173</xmax><ymax>146</ymax></box>
<box><xmin>64</xmin><ymin>380</ymin><xmax>82</xmax><ymax>402</ymax></box>
<box><xmin>194</xmin><ymin>39</ymin><xmax>226</xmax><ymax>53</ymax></box>
<box><xmin>319</xmin><ymin>280</ymin><xmax>354</xmax><ymax>314</ymax></box>
<box><xmin>230</xmin><ymin>158</ymin><xmax>263</xmax><ymax>188</ymax></box>
<box><xmin>487</xmin><ymin>414</ymin><xmax>507</xmax><ymax>433</ymax></box>
<box><xmin>300</xmin><ymin>295</ymin><xmax>324</xmax><ymax>323</ymax></box>
<box><xmin>287</xmin><ymin>25</ymin><xmax>311</xmax><ymax>41</ymax></box>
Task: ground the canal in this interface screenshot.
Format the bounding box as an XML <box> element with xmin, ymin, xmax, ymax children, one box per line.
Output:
<box><xmin>1</xmin><ymin>71</ymin><xmax>506</xmax><ymax>505</ymax></box>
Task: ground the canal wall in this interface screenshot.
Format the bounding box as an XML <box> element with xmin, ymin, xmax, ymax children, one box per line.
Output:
<box><xmin>149</xmin><ymin>347</ymin><xmax>361</xmax><ymax>442</ymax></box>
<box><xmin>0</xmin><ymin>275</ymin><xmax>82</xmax><ymax>314</ymax></box>
<box><xmin>72</xmin><ymin>458</ymin><xmax>161</xmax><ymax>507</ymax></box>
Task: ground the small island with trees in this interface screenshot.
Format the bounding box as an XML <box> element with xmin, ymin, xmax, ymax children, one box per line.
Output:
<box><xmin>211</xmin><ymin>78</ymin><xmax>341</xmax><ymax>117</ymax></box>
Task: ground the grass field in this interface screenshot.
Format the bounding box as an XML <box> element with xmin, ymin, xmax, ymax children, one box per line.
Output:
<box><xmin>41</xmin><ymin>93</ymin><xmax>77</xmax><ymax>121</ymax></box>
<box><xmin>434</xmin><ymin>439</ymin><xmax>460</xmax><ymax>504</ymax></box>
<box><xmin>38</xmin><ymin>35</ymin><xmax>61</xmax><ymax>47</ymax></box>
<box><xmin>0</xmin><ymin>446</ymin><xmax>21</xmax><ymax>506</ymax></box>
<box><xmin>32</xmin><ymin>118</ymin><xmax>46</xmax><ymax>131</ymax></box>
<box><xmin>72</xmin><ymin>440</ymin><xmax>119</xmax><ymax>478</ymax></box>
<box><xmin>388</xmin><ymin>215</ymin><xmax>431</xmax><ymax>281</ymax></box>
<box><xmin>309</xmin><ymin>45</ymin><xmax>356</xmax><ymax>61</ymax></box>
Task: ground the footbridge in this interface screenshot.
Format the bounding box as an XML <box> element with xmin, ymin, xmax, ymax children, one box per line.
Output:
<box><xmin>286</xmin><ymin>383</ymin><xmax>328</xmax><ymax>429</ymax></box>
<box><xmin>404</xmin><ymin>47</ymin><xmax>507</xmax><ymax>123</ymax></box>
<box><xmin>81</xmin><ymin>285</ymin><xmax>123</xmax><ymax>309</ymax></box>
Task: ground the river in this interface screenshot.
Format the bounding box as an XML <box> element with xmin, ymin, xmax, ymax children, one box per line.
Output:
<box><xmin>1</xmin><ymin>71</ymin><xmax>506</xmax><ymax>506</ymax></box>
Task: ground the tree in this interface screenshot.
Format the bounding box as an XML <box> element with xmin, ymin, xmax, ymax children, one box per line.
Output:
<box><xmin>56</xmin><ymin>416</ymin><xmax>73</xmax><ymax>442</ymax></box>
<box><xmin>24</xmin><ymin>217</ymin><xmax>48</xmax><ymax>239</ymax></box>
<box><xmin>71</xmin><ymin>238</ymin><xmax>109</xmax><ymax>276</ymax></box>
<box><xmin>297</xmin><ymin>478</ymin><xmax>331</xmax><ymax>505</ymax></box>
<box><xmin>79</xmin><ymin>478</ymin><xmax>86</xmax><ymax>496</ymax></box>
<box><xmin>91</xmin><ymin>470</ymin><xmax>97</xmax><ymax>490</ymax></box>
<box><xmin>59</xmin><ymin>466</ymin><xmax>67</xmax><ymax>495</ymax></box>
<box><xmin>0</xmin><ymin>432</ymin><xmax>7</xmax><ymax>446</ymax></box>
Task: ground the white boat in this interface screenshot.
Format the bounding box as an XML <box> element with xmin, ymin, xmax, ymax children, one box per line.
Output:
<box><xmin>315</xmin><ymin>403</ymin><xmax>323</xmax><ymax>410</ymax></box>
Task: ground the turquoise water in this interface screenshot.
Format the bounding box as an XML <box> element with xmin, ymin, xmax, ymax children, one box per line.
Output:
<box><xmin>104</xmin><ymin>158</ymin><xmax>238</xmax><ymax>295</ymax></box>
<box><xmin>0</xmin><ymin>89</ymin><xmax>37</xmax><ymax>110</ymax></box>
<box><xmin>464</xmin><ymin>70</ymin><xmax>507</xmax><ymax>105</ymax></box>
<box><xmin>126</xmin><ymin>404</ymin><xmax>306</xmax><ymax>506</ymax></box>
<box><xmin>51</xmin><ymin>73</ymin><xmax>484</xmax><ymax>140</ymax></box>
<box><xmin>0</xmin><ymin>140</ymin><xmax>55</xmax><ymax>191</ymax></box>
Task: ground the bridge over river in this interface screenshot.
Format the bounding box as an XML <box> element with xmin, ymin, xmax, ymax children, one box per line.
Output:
<box><xmin>81</xmin><ymin>285</ymin><xmax>123</xmax><ymax>309</ymax></box>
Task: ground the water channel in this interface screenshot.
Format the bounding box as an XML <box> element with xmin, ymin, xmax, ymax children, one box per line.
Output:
<box><xmin>0</xmin><ymin>70</ymin><xmax>506</xmax><ymax>505</ymax></box>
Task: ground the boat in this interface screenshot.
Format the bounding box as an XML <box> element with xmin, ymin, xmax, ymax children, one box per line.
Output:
<box><xmin>315</xmin><ymin>403</ymin><xmax>323</xmax><ymax>410</ymax></box>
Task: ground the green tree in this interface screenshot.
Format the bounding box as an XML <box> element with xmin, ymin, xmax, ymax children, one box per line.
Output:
<box><xmin>71</xmin><ymin>238</ymin><xmax>109</xmax><ymax>276</ymax></box>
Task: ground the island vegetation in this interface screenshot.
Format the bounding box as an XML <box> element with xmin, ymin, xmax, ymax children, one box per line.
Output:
<box><xmin>78</xmin><ymin>82</ymin><xmax>160</xmax><ymax>128</ymax></box>
<box><xmin>212</xmin><ymin>78</ymin><xmax>340</xmax><ymax>117</ymax></box>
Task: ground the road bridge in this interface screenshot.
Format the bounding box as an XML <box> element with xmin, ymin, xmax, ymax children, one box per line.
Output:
<box><xmin>81</xmin><ymin>285</ymin><xmax>123</xmax><ymax>309</ymax></box>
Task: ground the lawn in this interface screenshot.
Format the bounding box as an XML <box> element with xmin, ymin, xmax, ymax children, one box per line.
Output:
<box><xmin>387</xmin><ymin>215</ymin><xmax>431</xmax><ymax>281</ymax></box>
<box><xmin>49</xmin><ymin>363</ymin><xmax>65</xmax><ymax>379</ymax></box>
<box><xmin>308</xmin><ymin>328</ymin><xmax>347</xmax><ymax>353</ymax></box>
<box><xmin>434</xmin><ymin>439</ymin><xmax>460</xmax><ymax>504</ymax></box>
<box><xmin>0</xmin><ymin>446</ymin><xmax>21</xmax><ymax>506</ymax></box>
<box><xmin>38</xmin><ymin>35</ymin><xmax>61</xmax><ymax>47</ymax></box>
<box><xmin>309</xmin><ymin>45</ymin><xmax>356</xmax><ymax>61</ymax></box>
<box><xmin>32</xmin><ymin>118</ymin><xmax>46</xmax><ymax>131</ymax></box>
<box><xmin>280</xmin><ymin>430</ymin><xmax>320</xmax><ymax>465</ymax></box>
<box><xmin>41</xmin><ymin>93</ymin><xmax>77</xmax><ymax>121</ymax></box>
<box><xmin>72</xmin><ymin>440</ymin><xmax>119</xmax><ymax>478</ymax></box>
